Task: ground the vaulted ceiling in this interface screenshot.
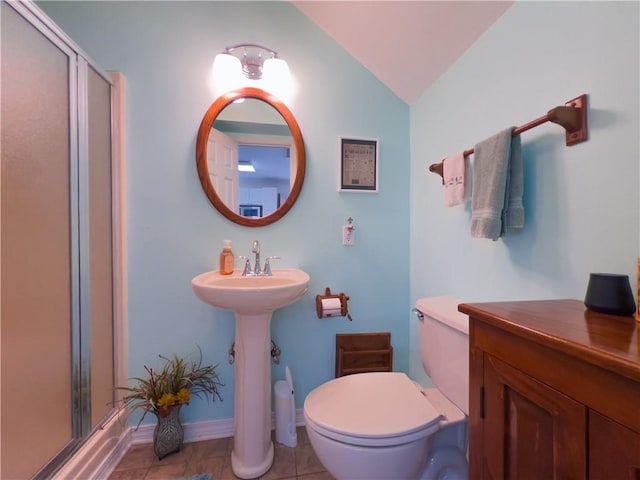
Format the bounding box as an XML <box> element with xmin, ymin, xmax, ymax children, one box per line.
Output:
<box><xmin>292</xmin><ymin>1</ymin><xmax>513</xmax><ymax>104</ymax></box>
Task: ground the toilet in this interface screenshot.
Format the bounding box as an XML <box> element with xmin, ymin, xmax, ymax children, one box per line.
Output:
<box><xmin>303</xmin><ymin>296</ymin><xmax>469</xmax><ymax>480</ymax></box>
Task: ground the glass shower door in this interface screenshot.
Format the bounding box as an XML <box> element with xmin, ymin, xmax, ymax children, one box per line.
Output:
<box><xmin>1</xmin><ymin>2</ymin><xmax>117</xmax><ymax>478</ymax></box>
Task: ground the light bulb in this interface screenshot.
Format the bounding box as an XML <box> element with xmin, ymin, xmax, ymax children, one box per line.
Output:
<box><xmin>262</xmin><ymin>57</ymin><xmax>290</xmax><ymax>83</ymax></box>
<box><xmin>211</xmin><ymin>52</ymin><xmax>243</xmax><ymax>94</ymax></box>
<box><xmin>261</xmin><ymin>57</ymin><xmax>292</xmax><ymax>101</ymax></box>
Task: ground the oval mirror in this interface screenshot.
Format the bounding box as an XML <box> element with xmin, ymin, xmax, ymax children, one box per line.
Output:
<box><xmin>196</xmin><ymin>87</ymin><xmax>305</xmax><ymax>227</ymax></box>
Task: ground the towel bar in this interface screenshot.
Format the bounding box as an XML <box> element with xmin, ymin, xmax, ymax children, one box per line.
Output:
<box><xmin>429</xmin><ymin>94</ymin><xmax>588</xmax><ymax>184</ymax></box>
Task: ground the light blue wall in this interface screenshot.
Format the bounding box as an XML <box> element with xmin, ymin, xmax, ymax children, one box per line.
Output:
<box><xmin>409</xmin><ymin>1</ymin><xmax>639</xmax><ymax>384</ymax></box>
<box><xmin>39</xmin><ymin>0</ymin><xmax>639</xmax><ymax>424</ymax></box>
<box><xmin>39</xmin><ymin>1</ymin><xmax>410</xmax><ymax>423</ymax></box>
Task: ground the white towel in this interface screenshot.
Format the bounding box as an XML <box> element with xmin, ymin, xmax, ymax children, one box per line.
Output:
<box><xmin>443</xmin><ymin>152</ymin><xmax>470</xmax><ymax>207</ymax></box>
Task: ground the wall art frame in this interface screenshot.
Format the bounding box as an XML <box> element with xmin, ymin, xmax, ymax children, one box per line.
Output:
<box><xmin>338</xmin><ymin>136</ymin><xmax>379</xmax><ymax>193</ymax></box>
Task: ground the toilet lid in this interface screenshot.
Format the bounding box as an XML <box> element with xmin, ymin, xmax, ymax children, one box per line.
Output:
<box><xmin>304</xmin><ymin>372</ymin><xmax>441</xmax><ymax>439</ymax></box>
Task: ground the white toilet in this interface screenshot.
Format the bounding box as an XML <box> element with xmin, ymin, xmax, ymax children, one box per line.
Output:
<box><xmin>303</xmin><ymin>296</ymin><xmax>469</xmax><ymax>480</ymax></box>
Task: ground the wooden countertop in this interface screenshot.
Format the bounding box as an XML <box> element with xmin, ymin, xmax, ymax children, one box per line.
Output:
<box><xmin>459</xmin><ymin>299</ymin><xmax>640</xmax><ymax>383</ymax></box>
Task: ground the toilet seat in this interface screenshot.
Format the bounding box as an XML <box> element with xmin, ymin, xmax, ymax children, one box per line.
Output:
<box><xmin>304</xmin><ymin>372</ymin><xmax>443</xmax><ymax>447</ymax></box>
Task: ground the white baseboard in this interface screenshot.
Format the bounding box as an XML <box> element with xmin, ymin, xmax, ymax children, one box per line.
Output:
<box><xmin>131</xmin><ymin>409</ymin><xmax>306</xmax><ymax>444</ymax></box>
<box><xmin>130</xmin><ymin>416</ymin><xmax>234</xmax><ymax>445</ymax></box>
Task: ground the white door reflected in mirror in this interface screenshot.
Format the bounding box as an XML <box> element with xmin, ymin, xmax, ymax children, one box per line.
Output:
<box><xmin>207</xmin><ymin>128</ymin><xmax>239</xmax><ymax>211</ymax></box>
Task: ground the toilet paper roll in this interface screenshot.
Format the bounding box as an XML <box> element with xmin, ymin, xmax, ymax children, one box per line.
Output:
<box><xmin>321</xmin><ymin>298</ymin><xmax>342</xmax><ymax>316</ymax></box>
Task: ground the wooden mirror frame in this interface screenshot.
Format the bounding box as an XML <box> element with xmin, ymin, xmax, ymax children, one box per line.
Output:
<box><xmin>196</xmin><ymin>87</ymin><xmax>306</xmax><ymax>227</ymax></box>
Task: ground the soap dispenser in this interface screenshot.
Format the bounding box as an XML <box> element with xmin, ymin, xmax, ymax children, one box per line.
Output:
<box><xmin>219</xmin><ymin>240</ymin><xmax>234</xmax><ymax>275</ymax></box>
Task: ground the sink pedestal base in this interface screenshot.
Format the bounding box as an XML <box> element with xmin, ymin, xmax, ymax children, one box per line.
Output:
<box><xmin>230</xmin><ymin>312</ymin><xmax>274</xmax><ymax>479</ymax></box>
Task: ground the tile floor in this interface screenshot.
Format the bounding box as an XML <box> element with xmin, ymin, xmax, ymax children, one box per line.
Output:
<box><xmin>108</xmin><ymin>427</ymin><xmax>335</xmax><ymax>480</ymax></box>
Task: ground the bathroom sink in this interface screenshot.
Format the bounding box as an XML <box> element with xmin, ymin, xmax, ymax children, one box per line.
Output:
<box><xmin>192</xmin><ymin>266</ymin><xmax>310</xmax><ymax>478</ymax></box>
<box><xmin>191</xmin><ymin>268</ymin><xmax>310</xmax><ymax>314</ymax></box>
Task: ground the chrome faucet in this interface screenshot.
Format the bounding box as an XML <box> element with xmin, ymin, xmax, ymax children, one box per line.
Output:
<box><xmin>241</xmin><ymin>240</ymin><xmax>279</xmax><ymax>276</ymax></box>
<box><xmin>252</xmin><ymin>240</ymin><xmax>261</xmax><ymax>275</ymax></box>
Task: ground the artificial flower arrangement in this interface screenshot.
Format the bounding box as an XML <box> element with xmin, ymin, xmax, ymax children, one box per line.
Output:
<box><xmin>117</xmin><ymin>345</ymin><xmax>223</xmax><ymax>427</ymax></box>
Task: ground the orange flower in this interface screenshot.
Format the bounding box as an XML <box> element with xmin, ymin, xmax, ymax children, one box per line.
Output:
<box><xmin>157</xmin><ymin>392</ymin><xmax>177</xmax><ymax>409</ymax></box>
<box><xmin>176</xmin><ymin>388</ymin><xmax>191</xmax><ymax>405</ymax></box>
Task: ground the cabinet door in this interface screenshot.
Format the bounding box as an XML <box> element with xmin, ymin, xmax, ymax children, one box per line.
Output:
<box><xmin>483</xmin><ymin>355</ymin><xmax>586</xmax><ymax>480</ymax></box>
<box><xmin>589</xmin><ymin>411</ymin><xmax>640</xmax><ymax>479</ymax></box>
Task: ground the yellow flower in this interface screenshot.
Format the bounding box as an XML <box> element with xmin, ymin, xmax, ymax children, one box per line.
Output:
<box><xmin>157</xmin><ymin>393</ymin><xmax>177</xmax><ymax>409</ymax></box>
<box><xmin>176</xmin><ymin>388</ymin><xmax>191</xmax><ymax>404</ymax></box>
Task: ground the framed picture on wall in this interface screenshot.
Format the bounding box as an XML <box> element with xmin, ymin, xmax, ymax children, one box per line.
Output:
<box><xmin>338</xmin><ymin>137</ymin><xmax>379</xmax><ymax>192</ymax></box>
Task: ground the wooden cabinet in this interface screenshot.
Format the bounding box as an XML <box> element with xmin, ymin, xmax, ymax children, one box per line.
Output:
<box><xmin>459</xmin><ymin>300</ymin><xmax>640</xmax><ymax>480</ymax></box>
<box><xmin>590</xmin><ymin>410</ymin><xmax>640</xmax><ymax>479</ymax></box>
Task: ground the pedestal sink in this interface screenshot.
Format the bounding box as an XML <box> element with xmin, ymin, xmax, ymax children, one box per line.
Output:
<box><xmin>191</xmin><ymin>268</ymin><xmax>310</xmax><ymax>479</ymax></box>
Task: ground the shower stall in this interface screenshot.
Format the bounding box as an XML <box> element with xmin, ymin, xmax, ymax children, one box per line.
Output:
<box><xmin>1</xmin><ymin>1</ymin><xmax>126</xmax><ymax>478</ymax></box>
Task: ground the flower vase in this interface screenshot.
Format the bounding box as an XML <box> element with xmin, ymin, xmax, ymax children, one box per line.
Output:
<box><xmin>153</xmin><ymin>404</ymin><xmax>184</xmax><ymax>460</ymax></box>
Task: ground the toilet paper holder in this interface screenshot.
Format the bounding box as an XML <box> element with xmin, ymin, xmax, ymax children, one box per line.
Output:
<box><xmin>316</xmin><ymin>287</ymin><xmax>352</xmax><ymax>321</ymax></box>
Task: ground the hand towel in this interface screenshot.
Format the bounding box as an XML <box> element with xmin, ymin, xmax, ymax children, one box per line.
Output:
<box><xmin>505</xmin><ymin>134</ymin><xmax>524</xmax><ymax>229</ymax></box>
<box><xmin>471</xmin><ymin>128</ymin><xmax>514</xmax><ymax>240</ymax></box>
<box><xmin>443</xmin><ymin>152</ymin><xmax>471</xmax><ymax>207</ymax></box>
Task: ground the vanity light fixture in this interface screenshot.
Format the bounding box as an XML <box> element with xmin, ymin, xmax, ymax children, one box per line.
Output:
<box><xmin>238</xmin><ymin>163</ymin><xmax>256</xmax><ymax>173</ymax></box>
<box><xmin>213</xmin><ymin>43</ymin><xmax>289</xmax><ymax>82</ymax></box>
<box><xmin>211</xmin><ymin>43</ymin><xmax>292</xmax><ymax>100</ymax></box>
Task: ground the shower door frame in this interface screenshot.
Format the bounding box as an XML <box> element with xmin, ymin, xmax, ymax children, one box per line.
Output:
<box><xmin>1</xmin><ymin>1</ymin><xmax>127</xmax><ymax>478</ymax></box>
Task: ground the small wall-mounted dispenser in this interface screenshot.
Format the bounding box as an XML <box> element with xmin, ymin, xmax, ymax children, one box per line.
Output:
<box><xmin>316</xmin><ymin>287</ymin><xmax>352</xmax><ymax>321</ymax></box>
<box><xmin>342</xmin><ymin>217</ymin><xmax>355</xmax><ymax>246</ymax></box>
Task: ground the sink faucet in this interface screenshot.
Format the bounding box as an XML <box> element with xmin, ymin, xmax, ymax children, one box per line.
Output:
<box><xmin>242</xmin><ymin>240</ymin><xmax>279</xmax><ymax>276</ymax></box>
<box><xmin>252</xmin><ymin>240</ymin><xmax>261</xmax><ymax>275</ymax></box>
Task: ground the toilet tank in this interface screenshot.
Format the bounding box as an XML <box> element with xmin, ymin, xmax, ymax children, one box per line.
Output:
<box><xmin>415</xmin><ymin>296</ymin><xmax>469</xmax><ymax>414</ymax></box>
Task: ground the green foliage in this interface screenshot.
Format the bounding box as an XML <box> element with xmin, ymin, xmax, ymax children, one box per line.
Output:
<box><xmin>116</xmin><ymin>345</ymin><xmax>223</xmax><ymax>427</ymax></box>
